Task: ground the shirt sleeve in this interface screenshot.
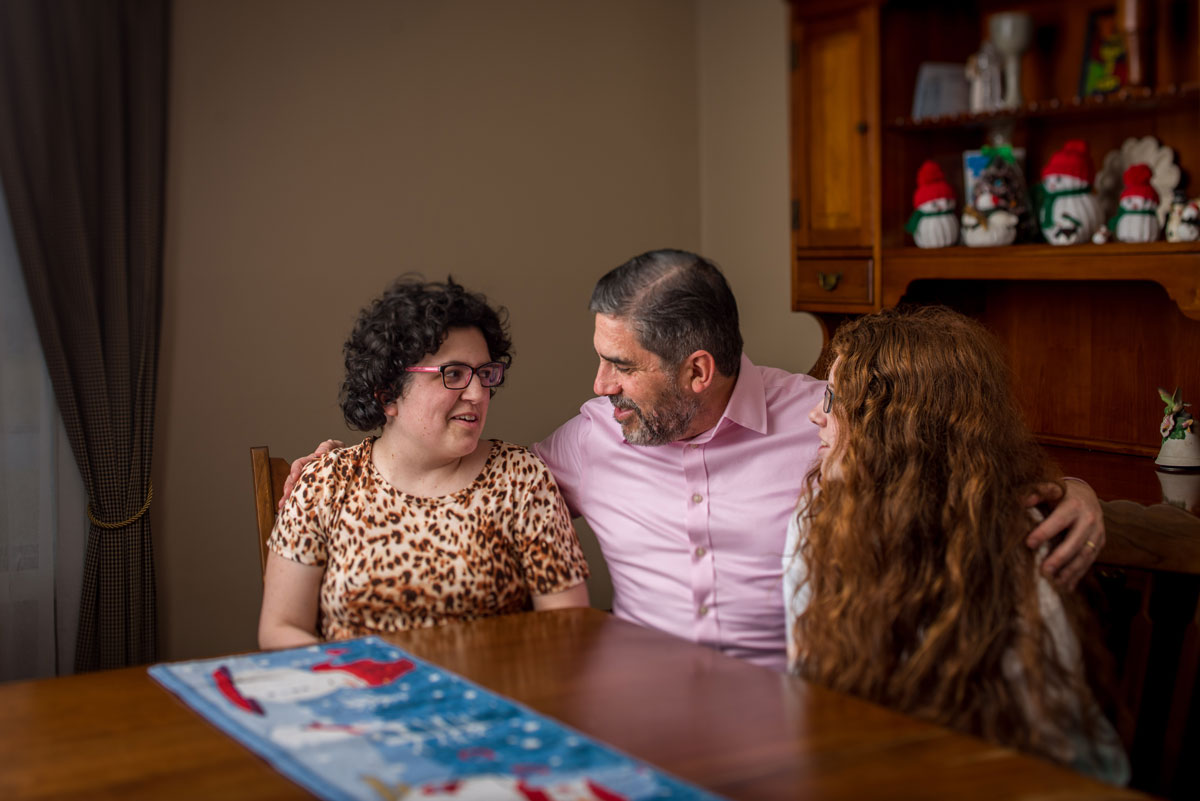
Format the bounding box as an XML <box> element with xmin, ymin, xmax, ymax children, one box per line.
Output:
<box><xmin>531</xmin><ymin>411</ymin><xmax>589</xmax><ymax>518</ymax></box>
<box><xmin>266</xmin><ymin>457</ymin><xmax>332</xmax><ymax>567</ymax></box>
<box><xmin>511</xmin><ymin>451</ymin><xmax>590</xmax><ymax>596</ymax></box>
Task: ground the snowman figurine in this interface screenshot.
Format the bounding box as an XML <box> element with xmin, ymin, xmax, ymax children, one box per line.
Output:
<box><xmin>1166</xmin><ymin>194</ymin><xmax>1200</xmax><ymax>243</ymax></box>
<box><xmin>1106</xmin><ymin>163</ymin><xmax>1160</xmax><ymax>243</ymax></box>
<box><xmin>1038</xmin><ymin>140</ymin><xmax>1103</xmax><ymax>245</ymax></box>
<box><xmin>212</xmin><ymin>655</ymin><xmax>416</xmax><ymax>714</ymax></box>
<box><xmin>962</xmin><ymin>188</ymin><xmax>1020</xmax><ymax>247</ymax></box>
<box><xmin>905</xmin><ymin>160</ymin><xmax>959</xmax><ymax>248</ymax></box>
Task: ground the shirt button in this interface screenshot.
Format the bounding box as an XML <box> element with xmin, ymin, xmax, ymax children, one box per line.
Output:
<box><xmin>692</xmin><ymin>493</ymin><xmax>703</xmax><ymax>504</ymax></box>
<box><xmin>698</xmin><ymin>605</ymin><xmax>709</xmax><ymax>616</ymax></box>
<box><xmin>689</xmin><ymin>444</ymin><xmax>699</xmax><ymax>450</ymax></box>
<box><xmin>695</xmin><ymin>546</ymin><xmax>706</xmax><ymax>558</ymax></box>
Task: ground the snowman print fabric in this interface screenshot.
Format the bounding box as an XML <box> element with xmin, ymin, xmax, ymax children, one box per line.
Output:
<box><xmin>149</xmin><ymin>637</ymin><xmax>726</xmax><ymax>801</ymax></box>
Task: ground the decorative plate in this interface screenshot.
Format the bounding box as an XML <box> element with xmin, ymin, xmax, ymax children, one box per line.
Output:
<box><xmin>1095</xmin><ymin>136</ymin><xmax>1181</xmax><ymax>226</ymax></box>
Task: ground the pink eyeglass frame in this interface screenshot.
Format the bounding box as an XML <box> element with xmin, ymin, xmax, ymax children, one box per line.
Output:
<box><xmin>403</xmin><ymin>361</ymin><xmax>506</xmax><ymax>389</ymax></box>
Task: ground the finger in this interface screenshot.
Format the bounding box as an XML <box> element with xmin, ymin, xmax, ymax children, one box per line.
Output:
<box><xmin>1041</xmin><ymin>520</ymin><xmax>1101</xmax><ymax>584</ymax></box>
<box><xmin>278</xmin><ymin>456</ymin><xmax>316</xmax><ymax>509</ymax></box>
<box><xmin>1047</xmin><ymin>550</ymin><xmax>1091</xmax><ymax>591</ymax></box>
<box><xmin>277</xmin><ymin>474</ymin><xmax>297</xmax><ymax>510</ymax></box>
<box><xmin>1026</xmin><ymin>503</ymin><xmax>1073</xmax><ymax>548</ymax></box>
<box><xmin>276</xmin><ymin>441</ymin><xmax>345</xmax><ymax>510</ymax></box>
<box><xmin>289</xmin><ymin>456</ymin><xmax>311</xmax><ymax>483</ymax></box>
<box><xmin>1024</xmin><ymin>481</ymin><xmax>1064</xmax><ymax>508</ymax></box>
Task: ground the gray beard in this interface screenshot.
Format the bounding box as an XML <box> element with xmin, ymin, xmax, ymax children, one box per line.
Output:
<box><xmin>610</xmin><ymin>389</ymin><xmax>701</xmax><ymax>447</ymax></box>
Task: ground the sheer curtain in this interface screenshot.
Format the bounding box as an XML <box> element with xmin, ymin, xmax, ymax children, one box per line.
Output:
<box><xmin>0</xmin><ymin>0</ymin><xmax>167</xmax><ymax>672</ymax></box>
<box><xmin>0</xmin><ymin>185</ymin><xmax>86</xmax><ymax>682</ymax></box>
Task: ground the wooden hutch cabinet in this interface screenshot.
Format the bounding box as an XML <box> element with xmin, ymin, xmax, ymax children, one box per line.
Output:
<box><xmin>789</xmin><ymin>6</ymin><xmax>1200</xmax><ymax>794</ymax></box>
<box><xmin>789</xmin><ymin>0</ymin><xmax>1200</xmax><ymax>460</ymax></box>
<box><xmin>790</xmin><ymin>2</ymin><xmax>880</xmax><ymax>312</ymax></box>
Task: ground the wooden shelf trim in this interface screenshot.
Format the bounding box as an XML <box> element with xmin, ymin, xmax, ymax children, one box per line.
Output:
<box><xmin>880</xmin><ymin>243</ymin><xmax>1200</xmax><ymax>320</ymax></box>
<box><xmin>887</xmin><ymin>84</ymin><xmax>1200</xmax><ymax>131</ymax></box>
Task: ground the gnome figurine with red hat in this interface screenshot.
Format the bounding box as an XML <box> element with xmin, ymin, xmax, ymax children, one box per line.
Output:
<box><xmin>1038</xmin><ymin>140</ymin><xmax>1103</xmax><ymax>245</ymax></box>
<box><xmin>906</xmin><ymin>160</ymin><xmax>959</xmax><ymax>248</ymax></box>
<box><xmin>1106</xmin><ymin>163</ymin><xmax>1161</xmax><ymax>243</ymax></box>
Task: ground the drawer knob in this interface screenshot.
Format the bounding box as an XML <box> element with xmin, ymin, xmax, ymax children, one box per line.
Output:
<box><xmin>817</xmin><ymin>271</ymin><xmax>842</xmax><ymax>291</ymax></box>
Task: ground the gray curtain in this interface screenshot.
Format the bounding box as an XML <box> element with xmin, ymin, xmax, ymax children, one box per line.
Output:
<box><xmin>0</xmin><ymin>0</ymin><xmax>168</xmax><ymax>671</ymax></box>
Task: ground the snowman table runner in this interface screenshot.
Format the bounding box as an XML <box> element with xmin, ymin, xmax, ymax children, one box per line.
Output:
<box><xmin>149</xmin><ymin>636</ymin><xmax>725</xmax><ymax>801</ymax></box>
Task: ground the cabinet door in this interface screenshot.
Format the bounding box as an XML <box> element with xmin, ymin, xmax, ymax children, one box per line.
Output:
<box><xmin>790</xmin><ymin>5</ymin><xmax>878</xmax><ymax>249</ymax></box>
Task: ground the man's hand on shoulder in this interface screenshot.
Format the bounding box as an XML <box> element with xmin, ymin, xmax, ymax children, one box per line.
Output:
<box><xmin>278</xmin><ymin>439</ymin><xmax>346</xmax><ymax>509</ymax></box>
<box><xmin>1024</xmin><ymin>478</ymin><xmax>1104</xmax><ymax>590</ymax></box>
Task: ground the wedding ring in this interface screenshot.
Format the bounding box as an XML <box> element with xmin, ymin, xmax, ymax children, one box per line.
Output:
<box><xmin>1084</xmin><ymin>539</ymin><xmax>1097</xmax><ymax>550</ymax></box>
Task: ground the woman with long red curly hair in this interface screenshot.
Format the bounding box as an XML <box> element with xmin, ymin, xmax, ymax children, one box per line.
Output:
<box><xmin>785</xmin><ymin>306</ymin><xmax>1128</xmax><ymax>783</ymax></box>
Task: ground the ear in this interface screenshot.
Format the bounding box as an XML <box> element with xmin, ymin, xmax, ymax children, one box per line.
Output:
<box><xmin>375</xmin><ymin>390</ymin><xmax>400</xmax><ymax>419</ymax></box>
<box><xmin>678</xmin><ymin>350</ymin><xmax>717</xmax><ymax>394</ymax></box>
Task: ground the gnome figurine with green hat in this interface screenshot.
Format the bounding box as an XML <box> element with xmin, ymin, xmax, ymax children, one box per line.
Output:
<box><xmin>1156</xmin><ymin>387</ymin><xmax>1200</xmax><ymax>470</ymax></box>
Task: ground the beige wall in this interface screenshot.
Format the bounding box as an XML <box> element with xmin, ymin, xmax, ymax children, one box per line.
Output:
<box><xmin>157</xmin><ymin>0</ymin><xmax>818</xmax><ymax>660</ymax></box>
<box><xmin>698</xmin><ymin>0</ymin><xmax>822</xmax><ymax>374</ymax></box>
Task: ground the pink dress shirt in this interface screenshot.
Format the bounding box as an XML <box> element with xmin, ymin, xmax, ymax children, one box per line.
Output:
<box><xmin>533</xmin><ymin>355</ymin><xmax>825</xmax><ymax>671</ymax></box>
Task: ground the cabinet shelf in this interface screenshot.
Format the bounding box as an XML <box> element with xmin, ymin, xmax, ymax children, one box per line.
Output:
<box><xmin>886</xmin><ymin>84</ymin><xmax>1200</xmax><ymax>131</ymax></box>
<box><xmin>789</xmin><ymin>0</ymin><xmax>1200</xmax><ymax>458</ymax></box>
<box><xmin>881</xmin><ymin>241</ymin><xmax>1200</xmax><ymax>319</ymax></box>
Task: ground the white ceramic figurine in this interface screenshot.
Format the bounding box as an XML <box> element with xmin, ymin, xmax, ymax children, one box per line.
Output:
<box><xmin>906</xmin><ymin>160</ymin><xmax>959</xmax><ymax>248</ymax></box>
<box><xmin>1039</xmin><ymin>140</ymin><xmax>1103</xmax><ymax>245</ymax></box>
<box><xmin>1156</xmin><ymin>387</ymin><xmax>1199</xmax><ymax>470</ymax></box>
<box><xmin>1166</xmin><ymin>195</ymin><xmax>1200</xmax><ymax>243</ymax></box>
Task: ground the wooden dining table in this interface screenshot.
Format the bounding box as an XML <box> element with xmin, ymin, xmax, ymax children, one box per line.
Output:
<box><xmin>0</xmin><ymin>608</ymin><xmax>1145</xmax><ymax>800</ymax></box>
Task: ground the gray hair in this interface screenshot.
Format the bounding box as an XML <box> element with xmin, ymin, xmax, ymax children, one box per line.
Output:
<box><xmin>588</xmin><ymin>249</ymin><xmax>742</xmax><ymax>376</ymax></box>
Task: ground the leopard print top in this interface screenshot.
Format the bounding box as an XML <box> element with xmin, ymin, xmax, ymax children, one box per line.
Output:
<box><xmin>268</xmin><ymin>438</ymin><xmax>589</xmax><ymax>638</ymax></box>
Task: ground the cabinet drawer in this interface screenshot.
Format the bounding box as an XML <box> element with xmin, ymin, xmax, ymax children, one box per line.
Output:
<box><xmin>793</xmin><ymin>257</ymin><xmax>874</xmax><ymax>307</ymax></box>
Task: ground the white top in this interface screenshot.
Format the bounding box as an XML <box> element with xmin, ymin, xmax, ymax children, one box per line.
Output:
<box><xmin>782</xmin><ymin>506</ymin><xmax>1129</xmax><ymax>784</ymax></box>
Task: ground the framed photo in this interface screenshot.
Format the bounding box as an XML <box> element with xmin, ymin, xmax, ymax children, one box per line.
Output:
<box><xmin>963</xmin><ymin>147</ymin><xmax>1026</xmax><ymax>205</ymax></box>
<box><xmin>1078</xmin><ymin>9</ymin><xmax>1128</xmax><ymax>96</ymax></box>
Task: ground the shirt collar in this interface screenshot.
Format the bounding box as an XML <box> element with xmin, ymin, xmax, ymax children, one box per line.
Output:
<box><xmin>684</xmin><ymin>354</ymin><xmax>766</xmax><ymax>445</ymax></box>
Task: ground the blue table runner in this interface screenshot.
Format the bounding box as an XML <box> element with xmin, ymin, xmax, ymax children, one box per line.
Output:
<box><xmin>148</xmin><ymin>636</ymin><xmax>726</xmax><ymax>801</ymax></box>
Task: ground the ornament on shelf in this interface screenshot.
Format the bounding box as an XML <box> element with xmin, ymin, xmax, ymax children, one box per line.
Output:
<box><xmin>1106</xmin><ymin>163</ymin><xmax>1160</xmax><ymax>242</ymax></box>
<box><xmin>988</xmin><ymin>12</ymin><xmax>1033</xmax><ymax>110</ymax></box>
<box><xmin>965</xmin><ymin>41</ymin><xmax>1003</xmax><ymax>113</ymax></box>
<box><xmin>1156</xmin><ymin>387</ymin><xmax>1200</xmax><ymax>470</ymax></box>
<box><xmin>905</xmin><ymin>161</ymin><xmax>959</xmax><ymax>248</ymax></box>
<box><xmin>962</xmin><ymin>191</ymin><xmax>1019</xmax><ymax>247</ymax></box>
<box><xmin>1165</xmin><ymin>193</ymin><xmax>1200</xmax><ymax>243</ymax></box>
<box><xmin>1095</xmin><ymin>136</ymin><xmax>1180</xmax><ymax>228</ymax></box>
<box><xmin>1038</xmin><ymin>140</ymin><xmax>1103</xmax><ymax>245</ymax></box>
<box><xmin>961</xmin><ymin>145</ymin><xmax>1028</xmax><ymax>247</ymax></box>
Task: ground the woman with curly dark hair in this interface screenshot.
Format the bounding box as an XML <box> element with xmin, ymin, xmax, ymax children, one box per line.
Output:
<box><xmin>259</xmin><ymin>277</ymin><xmax>589</xmax><ymax>648</ymax></box>
<box><xmin>785</xmin><ymin>306</ymin><xmax>1128</xmax><ymax>783</ymax></box>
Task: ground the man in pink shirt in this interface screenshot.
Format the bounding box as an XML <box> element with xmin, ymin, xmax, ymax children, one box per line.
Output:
<box><xmin>532</xmin><ymin>249</ymin><xmax>1103</xmax><ymax>671</ymax></box>
<box><xmin>283</xmin><ymin>249</ymin><xmax>1105</xmax><ymax>671</ymax></box>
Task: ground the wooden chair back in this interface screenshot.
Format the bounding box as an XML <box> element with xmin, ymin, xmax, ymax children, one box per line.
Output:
<box><xmin>250</xmin><ymin>446</ymin><xmax>290</xmax><ymax>577</ymax></box>
<box><xmin>1095</xmin><ymin>498</ymin><xmax>1200</xmax><ymax>799</ymax></box>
